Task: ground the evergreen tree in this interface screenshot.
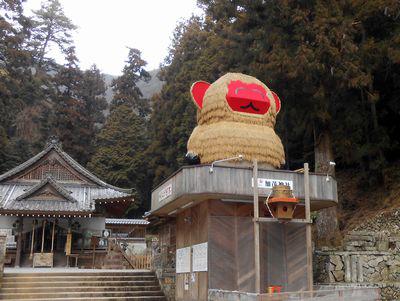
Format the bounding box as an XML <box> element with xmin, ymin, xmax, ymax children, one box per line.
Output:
<box><xmin>80</xmin><ymin>65</ymin><xmax>107</xmax><ymax>127</ymax></box>
<box><xmin>30</xmin><ymin>0</ymin><xmax>77</xmax><ymax>70</ymax></box>
<box><xmin>88</xmin><ymin>104</ymin><xmax>149</xmax><ymax>215</ymax></box>
<box><xmin>89</xmin><ymin>48</ymin><xmax>151</xmax><ymax>214</ymax></box>
<box><xmin>147</xmin><ymin>17</ymin><xmax>224</xmax><ymax>186</ymax></box>
<box><xmin>111</xmin><ymin>47</ymin><xmax>150</xmax><ymax>117</ymax></box>
<box><xmin>51</xmin><ymin>48</ymin><xmax>107</xmax><ymax>165</ymax></box>
<box><xmin>146</xmin><ymin>0</ymin><xmax>400</xmax><ymax>241</ymax></box>
<box><xmin>0</xmin><ymin>126</ymin><xmax>11</xmax><ymax>173</ymax></box>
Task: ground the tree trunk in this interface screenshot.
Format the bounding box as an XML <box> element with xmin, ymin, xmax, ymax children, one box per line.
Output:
<box><xmin>314</xmin><ymin>127</ymin><xmax>339</xmax><ymax>245</ymax></box>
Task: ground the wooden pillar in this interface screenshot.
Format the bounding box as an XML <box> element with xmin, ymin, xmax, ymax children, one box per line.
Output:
<box><xmin>15</xmin><ymin>217</ymin><xmax>23</xmax><ymax>267</ymax></box>
<box><xmin>30</xmin><ymin>220</ymin><xmax>36</xmax><ymax>259</ymax></box>
<box><xmin>41</xmin><ymin>220</ymin><xmax>46</xmax><ymax>253</ymax></box>
<box><xmin>304</xmin><ymin>163</ymin><xmax>313</xmax><ymax>291</ymax></box>
<box><xmin>253</xmin><ymin>160</ymin><xmax>261</xmax><ymax>293</ymax></box>
<box><xmin>51</xmin><ymin>220</ymin><xmax>56</xmax><ymax>253</ymax></box>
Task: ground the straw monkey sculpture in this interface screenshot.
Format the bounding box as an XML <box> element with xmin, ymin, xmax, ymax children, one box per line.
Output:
<box><xmin>187</xmin><ymin>73</ymin><xmax>285</xmax><ymax>168</ymax></box>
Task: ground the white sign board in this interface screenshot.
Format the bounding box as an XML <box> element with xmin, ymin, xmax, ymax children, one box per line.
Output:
<box><xmin>252</xmin><ymin>178</ymin><xmax>293</xmax><ymax>190</ymax></box>
<box><xmin>192</xmin><ymin>242</ymin><xmax>208</xmax><ymax>272</ymax></box>
<box><xmin>176</xmin><ymin>247</ymin><xmax>191</xmax><ymax>273</ymax></box>
<box><xmin>0</xmin><ymin>228</ymin><xmax>15</xmax><ymax>248</ymax></box>
<box><xmin>158</xmin><ymin>184</ymin><xmax>172</xmax><ymax>202</ymax></box>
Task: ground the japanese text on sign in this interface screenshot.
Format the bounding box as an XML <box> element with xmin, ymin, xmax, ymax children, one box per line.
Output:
<box><xmin>158</xmin><ymin>184</ymin><xmax>172</xmax><ymax>202</ymax></box>
<box><xmin>252</xmin><ymin>178</ymin><xmax>293</xmax><ymax>189</ymax></box>
<box><xmin>192</xmin><ymin>242</ymin><xmax>208</xmax><ymax>272</ymax></box>
<box><xmin>176</xmin><ymin>247</ymin><xmax>191</xmax><ymax>273</ymax></box>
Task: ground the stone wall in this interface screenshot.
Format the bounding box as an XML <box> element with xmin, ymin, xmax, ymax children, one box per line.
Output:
<box><xmin>150</xmin><ymin>220</ymin><xmax>176</xmax><ymax>301</ymax></box>
<box><xmin>315</xmin><ymin>230</ymin><xmax>400</xmax><ymax>300</ymax></box>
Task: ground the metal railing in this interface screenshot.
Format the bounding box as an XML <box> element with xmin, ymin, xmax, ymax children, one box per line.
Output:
<box><xmin>209</xmin><ymin>287</ymin><xmax>381</xmax><ymax>301</ymax></box>
<box><xmin>258</xmin><ymin>287</ymin><xmax>381</xmax><ymax>301</ymax></box>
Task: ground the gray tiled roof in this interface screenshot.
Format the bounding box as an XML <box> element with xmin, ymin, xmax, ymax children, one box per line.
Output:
<box><xmin>0</xmin><ymin>143</ymin><xmax>132</xmax><ymax>194</ymax></box>
<box><xmin>0</xmin><ymin>182</ymin><xmax>132</xmax><ymax>213</ymax></box>
<box><xmin>14</xmin><ymin>177</ymin><xmax>77</xmax><ymax>202</ymax></box>
<box><xmin>105</xmin><ymin>218</ymin><xmax>149</xmax><ymax>225</ymax></box>
<box><xmin>0</xmin><ymin>141</ymin><xmax>134</xmax><ymax>213</ymax></box>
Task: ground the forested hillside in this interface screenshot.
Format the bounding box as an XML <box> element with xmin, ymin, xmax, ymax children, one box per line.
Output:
<box><xmin>145</xmin><ymin>1</ymin><xmax>400</xmax><ymax>239</ymax></box>
<box><xmin>1</xmin><ymin>0</ymin><xmax>400</xmax><ymax>227</ymax></box>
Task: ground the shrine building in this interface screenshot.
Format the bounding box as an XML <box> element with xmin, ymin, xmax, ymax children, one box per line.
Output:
<box><xmin>0</xmin><ymin>138</ymin><xmax>134</xmax><ymax>268</ymax></box>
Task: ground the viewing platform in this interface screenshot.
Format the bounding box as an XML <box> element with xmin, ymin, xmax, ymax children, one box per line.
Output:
<box><xmin>151</xmin><ymin>164</ymin><xmax>338</xmax><ymax>216</ymax></box>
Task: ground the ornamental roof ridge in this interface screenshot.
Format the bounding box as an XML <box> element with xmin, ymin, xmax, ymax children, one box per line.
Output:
<box><xmin>0</xmin><ymin>139</ymin><xmax>133</xmax><ymax>195</ymax></box>
<box><xmin>14</xmin><ymin>176</ymin><xmax>77</xmax><ymax>203</ymax></box>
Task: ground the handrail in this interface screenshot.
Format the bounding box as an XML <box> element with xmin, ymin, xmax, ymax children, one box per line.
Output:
<box><xmin>108</xmin><ymin>238</ymin><xmax>136</xmax><ymax>269</ymax></box>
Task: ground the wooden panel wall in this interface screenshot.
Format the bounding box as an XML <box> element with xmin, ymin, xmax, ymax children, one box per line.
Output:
<box><xmin>262</xmin><ymin>223</ymin><xmax>287</xmax><ymax>290</ymax></box>
<box><xmin>236</xmin><ymin>217</ymin><xmax>255</xmax><ymax>291</ymax></box>
<box><xmin>175</xmin><ymin>201</ymin><xmax>209</xmax><ymax>301</ymax></box>
<box><xmin>285</xmin><ymin>224</ymin><xmax>308</xmax><ymax>291</ymax></box>
<box><xmin>260</xmin><ymin>223</ymin><xmax>308</xmax><ymax>292</ymax></box>
<box><xmin>208</xmin><ymin>201</ymin><xmax>255</xmax><ymax>292</ymax></box>
<box><xmin>207</xmin><ymin>200</ymin><xmax>308</xmax><ymax>294</ymax></box>
<box><xmin>209</xmin><ymin>215</ymin><xmax>236</xmax><ymax>290</ymax></box>
<box><xmin>175</xmin><ymin>199</ymin><xmax>309</xmax><ymax>299</ymax></box>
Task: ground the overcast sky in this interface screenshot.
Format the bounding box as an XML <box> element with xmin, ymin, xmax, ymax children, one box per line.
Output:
<box><xmin>24</xmin><ymin>0</ymin><xmax>202</xmax><ymax>75</ymax></box>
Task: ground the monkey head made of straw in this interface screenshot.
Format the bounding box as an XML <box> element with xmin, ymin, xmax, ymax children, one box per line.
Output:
<box><xmin>187</xmin><ymin>73</ymin><xmax>285</xmax><ymax>168</ymax></box>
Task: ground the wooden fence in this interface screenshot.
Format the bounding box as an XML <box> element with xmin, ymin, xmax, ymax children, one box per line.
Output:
<box><xmin>108</xmin><ymin>238</ymin><xmax>153</xmax><ymax>270</ymax></box>
<box><xmin>130</xmin><ymin>253</ymin><xmax>152</xmax><ymax>270</ymax></box>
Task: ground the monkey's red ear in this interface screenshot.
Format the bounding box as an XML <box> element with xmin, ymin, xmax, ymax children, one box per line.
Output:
<box><xmin>190</xmin><ymin>81</ymin><xmax>210</xmax><ymax>109</ymax></box>
<box><xmin>271</xmin><ymin>91</ymin><xmax>281</xmax><ymax>114</ymax></box>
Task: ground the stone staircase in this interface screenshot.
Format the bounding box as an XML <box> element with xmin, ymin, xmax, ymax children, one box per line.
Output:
<box><xmin>0</xmin><ymin>271</ymin><xmax>166</xmax><ymax>300</ymax></box>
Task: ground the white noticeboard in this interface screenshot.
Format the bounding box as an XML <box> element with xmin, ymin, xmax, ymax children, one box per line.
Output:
<box><xmin>176</xmin><ymin>247</ymin><xmax>191</xmax><ymax>273</ymax></box>
<box><xmin>192</xmin><ymin>242</ymin><xmax>208</xmax><ymax>272</ymax></box>
<box><xmin>252</xmin><ymin>178</ymin><xmax>294</xmax><ymax>190</ymax></box>
<box><xmin>158</xmin><ymin>184</ymin><xmax>172</xmax><ymax>202</ymax></box>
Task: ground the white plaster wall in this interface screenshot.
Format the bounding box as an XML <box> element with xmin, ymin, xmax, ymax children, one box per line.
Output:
<box><xmin>0</xmin><ymin>216</ymin><xmax>15</xmax><ymax>228</ymax></box>
<box><xmin>78</xmin><ymin>217</ymin><xmax>105</xmax><ymax>232</ymax></box>
<box><xmin>0</xmin><ymin>217</ymin><xmax>105</xmax><ymax>233</ymax></box>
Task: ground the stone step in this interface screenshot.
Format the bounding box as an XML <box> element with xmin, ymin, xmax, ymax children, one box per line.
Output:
<box><xmin>0</xmin><ymin>271</ymin><xmax>165</xmax><ymax>301</ymax></box>
<box><xmin>2</xmin><ymin>280</ymin><xmax>158</xmax><ymax>288</ymax></box>
<box><xmin>0</xmin><ymin>297</ymin><xmax>166</xmax><ymax>301</ymax></box>
<box><xmin>0</xmin><ymin>290</ymin><xmax>164</xmax><ymax>299</ymax></box>
<box><xmin>3</xmin><ymin>271</ymin><xmax>153</xmax><ymax>277</ymax></box>
<box><xmin>2</xmin><ymin>285</ymin><xmax>161</xmax><ymax>293</ymax></box>
<box><xmin>2</xmin><ymin>275</ymin><xmax>157</xmax><ymax>282</ymax></box>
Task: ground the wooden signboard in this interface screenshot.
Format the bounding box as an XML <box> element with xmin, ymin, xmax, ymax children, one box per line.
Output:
<box><xmin>33</xmin><ymin>252</ymin><xmax>53</xmax><ymax>267</ymax></box>
<box><xmin>65</xmin><ymin>233</ymin><xmax>72</xmax><ymax>255</ymax></box>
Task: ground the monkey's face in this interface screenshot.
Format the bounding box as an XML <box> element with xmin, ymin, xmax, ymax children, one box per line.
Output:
<box><xmin>190</xmin><ymin>73</ymin><xmax>281</xmax><ymax>127</ymax></box>
<box><xmin>226</xmin><ymin>80</ymin><xmax>271</xmax><ymax>115</ymax></box>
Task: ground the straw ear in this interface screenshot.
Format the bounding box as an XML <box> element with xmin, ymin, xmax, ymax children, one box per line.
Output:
<box><xmin>271</xmin><ymin>91</ymin><xmax>281</xmax><ymax>114</ymax></box>
<box><xmin>190</xmin><ymin>81</ymin><xmax>210</xmax><ymax>109</ymax></box>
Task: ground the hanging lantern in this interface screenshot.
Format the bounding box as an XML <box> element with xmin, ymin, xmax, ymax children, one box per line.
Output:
<box><xmin>267</xmin><ymin>185</ymin><xmax>298</xmax><ymax>220</ymax></box>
